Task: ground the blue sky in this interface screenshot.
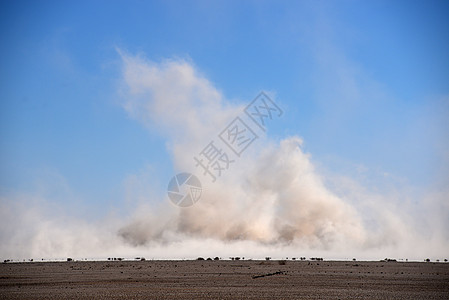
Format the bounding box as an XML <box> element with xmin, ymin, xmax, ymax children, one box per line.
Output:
<box><xmin>1</xmin><ymin>0</ymin><xmax>448</xmax><ymax>227</ymax></box>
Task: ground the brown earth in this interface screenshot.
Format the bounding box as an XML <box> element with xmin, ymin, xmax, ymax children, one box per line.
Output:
<box><xmin>1</xmin><ymin>260</ymin><xmax>448</xmax><ymax>299</ymax></box>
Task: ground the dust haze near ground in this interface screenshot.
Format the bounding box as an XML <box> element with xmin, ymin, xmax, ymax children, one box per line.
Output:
<box><xmin>116</xmin><ymin>53</ymin><xmax>448</xmax><ymax>260</ymax></box>
<box><xmin>0</xmin><ymin>53</ymin><xmax>448</xmax><ymax>262</ymax></box>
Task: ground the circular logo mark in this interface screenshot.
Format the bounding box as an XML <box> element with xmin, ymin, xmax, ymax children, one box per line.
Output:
<box><xmin>167</xmin><ymin>173</ymin><xmax>202</xmax><ymax>207</ymax></box>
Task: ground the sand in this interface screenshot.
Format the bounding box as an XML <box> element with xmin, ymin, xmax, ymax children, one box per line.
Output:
<box><xmin>1</xmin><ymin>260</ymin><xmax>448</xmax><ymax>299</ymax></box>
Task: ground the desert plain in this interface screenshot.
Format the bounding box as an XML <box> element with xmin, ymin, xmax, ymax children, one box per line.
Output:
<box><xmin>1</xmin><ymin>259</ymin><xmax>448</xmax><ymax>299</ymax></box>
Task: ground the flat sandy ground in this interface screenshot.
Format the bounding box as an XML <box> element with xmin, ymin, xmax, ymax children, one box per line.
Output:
<box><xmin>1</xmin><ymin>260</ymin><xmax>448</xmax><ymax>299</ymax></box>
